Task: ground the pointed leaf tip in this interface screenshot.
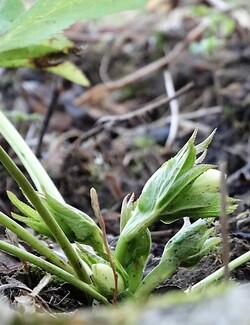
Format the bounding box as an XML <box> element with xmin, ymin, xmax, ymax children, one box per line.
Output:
<box><xmin>195</xmin><ymin>129</ymin><xmax>216</xmax><ymax>155</ymax></box>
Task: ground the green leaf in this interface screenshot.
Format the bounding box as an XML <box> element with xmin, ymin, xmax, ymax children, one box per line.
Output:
<box><xmin>116</xmin><ymin>194</ymin><xmax>152</xmax><ymax>291</ymax></box>
<box><xmin>43</xmin><ymin>193</ymin><xmax>105</xmax><ymax>256</ymax></box>
<box><xmin>76</xmin><ymin>243</ymin><xmax>107</xmax><ymax>268</ymax></box>
<box><xmin>120</xmin><ymin>142</ymin><xmax>207</xmax><ymax>239</ymax></box>
<box><xmin>137</xmin><ymin>135</ymin><xmax>196</xmax><ymax>215</ymax></box>
<box><xmin>8</xmin><ymin>190</ymin><xmax>105</xmax><ymax>255</ymax></box>
<box><xmin>195</xmin><ymin>129</ymin><xmax>216</xmax><ymax>155</ymax></box>
<box><xmin>134</xmin><ymin>219</ymin><xmax>220</xmax><ymax>299</ymax></box>
<box><xmin>180</xmin><ymin>236</ymin><xmax>221</xmax><ymax>268</ymax></box>
<box><xmin>0</xmin><ymin>0</ymin><xmax>146</xmax><ymax>52</ymax></box>
<box><xmin>7</xmin><ymin>191</ymin><xmax>51</xmax><ymax>237</ymax></box>
<box><xmin>0</xmin><ymin>36</ymin><xmax>72</xmax><ymax>66</ymax></box>
<box><xmin>161</xmin><ymin>219</ymin><xmax>213</xmax><ymax>263</ymax></box>
<box><xmin>11</xmin><ymin>212</ymin><xmax>52</xmax><ymax>238</ymax></box>
<box><xmin>0</xmin><ymin>0</ymin><xmax>25</xmax><ymax>35</ymax></box>
<box><xmin>46</xmin><ymin>61</ymin><xmax>89</xmax><ymax>86</ymax></box>
<box><xmin>0</xmin><ymin>36</ymin><xmax>89</xmax><ymax>85</ymax></box>
<box><xmin>156</xmin><ymin>164</ymin><xmax>213</xmax><ymax>213</ymax></box>
<box><xmin>120</xmin><ymin>194</ymin><xmax>136</xmax><ymax>231</ymax></box>
<box><xmin>161</xmin><ymin>192</ymin><xmax>238</xmax><ymax>223</ymax></box>
<box><xmin>119</xmin><ymin>229</ymin><xmax>151</xmax><ymax>292</ymax></box>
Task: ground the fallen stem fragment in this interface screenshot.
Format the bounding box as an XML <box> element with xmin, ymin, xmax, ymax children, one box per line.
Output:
<box><xmin>163</xmin><ymin>69</ymin><xmax>179</xmax><ymax>147</ymax></box>
<box><xmin>98</xmin><ymin>82</ymin><xmax>193</xmax><ymax>125</ymax></box>
<box><xmin>75</xmin><ymin>21</ymin><xmax>208</xmax><ymax>106</ymax></box>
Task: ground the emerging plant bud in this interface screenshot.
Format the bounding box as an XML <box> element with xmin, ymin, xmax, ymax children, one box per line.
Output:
<box><xmin>191</xmin><ymin>169</ymin><xmax>223</xmax><ymax>193</ymax></box>
<box><xmin>161</xmin><ymin>219</ymin><xmax>218</xmax><ymax>266</ymax></box>
<box><xmin>133</xmin><ymin>218</ymin><xmax>220</xmax><ymax>299</ymax></box>
<box><xmin>118</xmin><ymin>129</ymin><xmax>238</xmax><ymax>242</ymax></box>
<box><xmin>92</xmin><ymin>263</ymin><xmax>125</xmax><ymax>297</ymax></box>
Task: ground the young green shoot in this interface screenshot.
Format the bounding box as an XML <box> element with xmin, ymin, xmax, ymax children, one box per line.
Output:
<box><xmin>0</xmin><ymin>240</ymin><xmax>109</xmax><ymax>305</ymax></box>
<box><xmin>0</xmin><ymin>145</ymin><xmax>90</xmax><ymax>283</ymax></box>
<box><xmin>0</xmin><ymin>129</ymin><xmax>240</xmax><ymax>304</ymax></box>
<box><xmin>0</xmin><ymin>110</ymin><xmax>64</xmax><ymax>202</ymax></box>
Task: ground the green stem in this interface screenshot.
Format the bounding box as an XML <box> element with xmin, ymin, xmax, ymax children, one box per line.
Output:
<box><xmin>134</xmin><ymin>258</ymin><xmax>178</xmax><ymax>300</ymax></box>
<box><xmin>114</xmin><ymin>234</ymin><xmax>128</xmax><ymax>264</ymax></box>
<box><xmin>0</xmin><ymin>211</ymin><xmax>74</xmax><ymax>275</ymax></box>
<box><xmin>189</xmin><ymin>251</ymin><xmax>250</xmax><ymax>293</ymax></box>
<box><xmin>0</xmin><ymin>146</ymin><xmax>91</xmax><ymax>284</ymax></box>
<box><xmin>0</xmin><ymin>110</ymin><xmax>64</xmax><ymax>202</ymax></box>
<box><xmin>115</xmin><ymin>213</ymin><xmax>154</xmax><ymax>263</ymax></box>
<box><xmin>0</xmin><ymin>240</ymin><xmax>109</xmax><ymax>305</ymax></box>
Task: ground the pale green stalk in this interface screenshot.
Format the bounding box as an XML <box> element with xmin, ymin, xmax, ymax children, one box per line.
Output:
<box><xmin>0</xmin><ymin>110</ymin><xmax>64</xmax><ymax>202</ymax></box>
<box><xmin>0</xmin><ymin>240</ymin><xmax>109</xmax><ymax>305</ymax></box>
<box><xmin>114</xmin><ymin>211</ymin><xmax>157</xmax><ymax>264</ymax></box>
<box><xmin>0</xmin><ymin>146</ymin><xmax>91</xmax><ymax>284</ymax></box>
<box><xmin>0</xmin><ymin>211</ymin><xmax>74</xmax><ymax>275</ymax></box>
<box><xmin>134</xmin><ymin>258</ymin><xmax>178</xmax><ymax>300</ymax></box>
<box><xmin>189</xmin><ymin>251</ymin><xmax>250</xmax><ymax>293</ymax></box>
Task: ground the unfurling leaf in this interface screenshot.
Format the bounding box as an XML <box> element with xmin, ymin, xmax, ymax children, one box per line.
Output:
<box><xmin>119</xmin><ymin>130</ymin><xmax>238</xmax><ymax>241</ymax></box>
<box><xmin>134</xmin><ymin>219</ymin><xmax>220</xmax><ymax>299</ymax></box>
<box><xmin>160</xmin><ymin>219</ymin><xmax>219</xmax><ymax>266</ymax></box>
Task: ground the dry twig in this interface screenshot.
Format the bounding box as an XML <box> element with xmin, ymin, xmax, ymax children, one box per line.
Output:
<box><xmin>98</xmin><ymin>82</ymin><xmax>193</xmax><ymax>125</ymax></box>
<box><xmin>75</xmin><ymin>20</ymin><xmax>209</xmax><ymax>106</ymax></box>
<box><xmin>163</xmin><ymin>70</ymin><xmax>179</xmax><ymax>148</ymax></box>
<box><xmin>90</xmin><ymin>188</ymin><xmax>118</xmax><ymax>305</ymax></box>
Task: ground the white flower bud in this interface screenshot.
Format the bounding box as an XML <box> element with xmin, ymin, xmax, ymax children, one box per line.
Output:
<box><xmin>191</xmin><ymin>169</ymin><xmax>223</xmax><ymax>193</ymax></box>
<box><xmin>92</xmin><ymin>263</ymin><xmax>125</xmax><ymax>296</ymax></box>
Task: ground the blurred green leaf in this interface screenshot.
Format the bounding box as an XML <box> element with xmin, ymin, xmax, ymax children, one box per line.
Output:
<box><xmin>191</xmin><ymin>4</ymin><xmax>209</xmax><ymax>17</ymax></box>
<box><xmin>46</xmin><ymin>61</ymin><xmax>89</xmax><ymax>86</ymax></box>
<box><xmin>220</xmin><ymin>15</ymin><xmax>235</xmax><ymax>36</ymax></box>
<box><xmin>0</xmin><ymin>0</ymin><xmax>146</xmax><ymax>52</ymax></box>
<box><xmin>0</xmin><ymin>36</ymin><xmax>72</xmax><ymax>66</ymax></box>
<box><xmin>0</xmin><ymin>0</ymin><xmax>25</xmax><ymax>35</ymax></box>
<box><xmin>0</xmin><ymin>36</ymin><xmax>89</xmax><ymax>85</ymax></box>
<box><xmin>190</xmin><ymin>37</ymin><xmax>223</xmax><ymax>55</ymax></box>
